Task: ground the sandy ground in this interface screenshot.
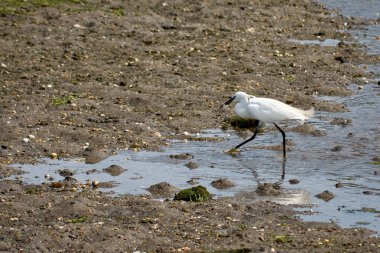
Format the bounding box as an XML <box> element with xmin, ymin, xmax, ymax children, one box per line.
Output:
<box><xmin>0</xmin><ymin>0</ymin><xmax>379</xmax><ymax>252</ymax></box>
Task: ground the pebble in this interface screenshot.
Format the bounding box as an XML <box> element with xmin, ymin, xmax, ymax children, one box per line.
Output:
<box><xmin>92</xmin><ymin>180</ymin><xmax>99</xmax><ymax>187</ymax></box>
<box><xmin>150</xmin><ymin>224</ymin><xmax>159</xmax><ymax>230</ymax></box>
<box><xmin>153</xmin><ymin>131</ymin><xmax>162</xmax><ymax>138</ymax></box>
<box><xmin>50</xmin><ymin>152</ymin><xmax>58</xmax><ymax>159</ymax></box>
<box><xmin>331</xmin><ymin>146</ymin><xmax>342</xmax><ymax>152</ymax></box>
<box><xmin>22</xmin><ymin>138</ymin><xmax>30</xmax><ymax>143</ymax></box>
<box><xmin>186</xmin><ymin>178</ymin><xmax>199</xmax><ymax>185</ymax></box>
<box><xmin>28</xmin><ymin>135</ymin><xmax>35</xmax><ymax>139</ymax></box>
<box><xmin>289</xmin><ymin>179</ymin><xmax>300</xmax><ymax>184</ymax></box>
<box><xmin>73</xmin><ymin>24</ymin><xmax>85</xmax><ymax>29</ymax></box>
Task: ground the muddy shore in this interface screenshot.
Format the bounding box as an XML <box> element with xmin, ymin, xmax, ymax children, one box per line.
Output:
<box><xmin>0</xmin><ymin>0</ymin><xmax>379</xmax><ymax>252</ymax></box>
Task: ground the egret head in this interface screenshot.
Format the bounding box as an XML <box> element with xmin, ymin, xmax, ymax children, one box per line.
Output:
<box><xmin>221</xmin><ymin>92</ymin><xmax>249</xmax><ymax>107</ymax></box>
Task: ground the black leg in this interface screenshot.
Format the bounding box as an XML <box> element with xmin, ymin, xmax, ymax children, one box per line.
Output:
<box><xmin>274</xmin><ymin>122</ymin><xmax>286</xmax><ymax>156</ymax></box>
<box><xmin>234</xmin><ymin>120</ymin><xmax>260</xmax><ymax>149</ymax></box>
<box><xmin>281</xmin><ymin>157</ymin><xmax>286</xmax><ymax>180</ymax></box>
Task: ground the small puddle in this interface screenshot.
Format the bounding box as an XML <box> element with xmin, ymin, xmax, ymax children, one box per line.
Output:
<box><xmin>11</xmin><ymin>83</ymin><xmax>380</xmax><ymax>233</ymax></box>
<box><xmin>288</xmin><ymin>38</ymin><xmax>341</xmax><ymax>47</ymax></box>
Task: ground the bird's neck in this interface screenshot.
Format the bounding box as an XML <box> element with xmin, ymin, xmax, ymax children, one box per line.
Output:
<box><xmin>235</xmin><ymin>100</ymin><xmax>251</xmax><ymax>119</ymax></box>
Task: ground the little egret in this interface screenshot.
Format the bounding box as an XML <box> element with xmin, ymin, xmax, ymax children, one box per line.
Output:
<box><xmin>222</xmin><ymin>91</ymin><xmax>314</xmax><ymax>156</ymax></box>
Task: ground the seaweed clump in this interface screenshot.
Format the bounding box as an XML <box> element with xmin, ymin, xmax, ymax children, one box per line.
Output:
<box><xmin>173</xmin><ymin>186</ymin><xmax>211</xmax><ymax>202</ymax></box>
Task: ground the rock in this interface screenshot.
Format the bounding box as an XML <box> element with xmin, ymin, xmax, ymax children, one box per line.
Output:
<box><xmin>50</xmin><ymin>153</ymin><xmax>58</xmax><ymax>159</ymax></box>
<box><xmin>334</xmin><ymin>56</ymin><xmax>345</xmax><ymax>63</ymax></box>
<box><xmin>85</xmin><ymin>169</ymin><xmax>98</xmax><ymax>175</ymax></box>
<box><xmin>315</xmin><ymin>190</ymin><xmax>335</xmax><ymax>202</ymax></box>
<box><xmin>169</xmin><ymin>153</ymin><xmax>194</xmax><ymax>160</ymax></box>
<box><xmin>185</xmin><ymin>162</ymin><xmax>199</xmax><ymax>169</ymax></box>
<box><xmin>288</xmin><ymin>179</ymin><xmax>300</xmax><ymax>185</ymax></box>
<box><xmin>255</xmin><ymin>183</ymin><xmax>281</xmax><ymax>196</ymax></box>
<box><xmin>103</xmin><ymin>165</ymin><xmax>127</xmax><ymax>176</ymax></box>
<box><xmin>147</xmin><ymin>182</ymin><xmax>179</xmax><ymax>198</ymax></box>
<box><xmin>330</xmin><ymin>117</ymin><xmax>352</xmax><ymax>126</ymax></box>
<box><xmin>62</xmin><ymin>176</ymin><xmax>78</xmax><ymax>186</ymax></box>
<box><xmin>226</xmin><ymin>116</ymin><xmax>260</xmax><ymax>129</ymax></box>
<box><xmin>186</xmin><ymin>178</ymin><xmax>199</xmax><ymax>185</ymax></box>
<box><xmin>224</xmin><ymin>148</ymin><xmax>241</xmax><ymax>155</ymax></box>
<box><xmin>50</xmin><ymin>182</ymin><xmax>64</xmax><ymax>188</ymax></box>
<box><xmin>211</xmin><ymin>178</ymin><xmax>235</xmax><ymax>189</ymax></box>
<box><xmin>289</xmin><ymin>124</ymin><xmax>326</xmax><ymax>136</ymax></box>
<box><xmin>174</xmin><ymin>186</ymin><xmax>211</xmax><ymax>202</ymax></box>
<box><xmin>331</xmin><ymin>146</ymin><xmax>342</xmax><ymax>152</ymax></box>
<box><xmin>363</xmin><ymin>191</ymin><xmax>374</xmax><ymax>195</ymax></box>
<box><xmin>58</xmin><ymin>169</ymin><xmax>74</xmax><ymax>178</ymax></box>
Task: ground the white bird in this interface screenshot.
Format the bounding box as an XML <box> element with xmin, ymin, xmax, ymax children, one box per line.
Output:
<box><xmin>222</xmin><ymin>91</ymin><xmax>314</xmax><ymax>156</ymax></box>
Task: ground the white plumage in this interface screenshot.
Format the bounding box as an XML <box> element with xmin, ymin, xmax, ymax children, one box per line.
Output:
<box><xmin>233</xmin><ymin>92</ymin><xmax>314</xmax><ymax>124</ymax></box>
<box><xmin>222</xmin><ymin>91</ymin><xmax>314</xmax><ymax>156</ymax></box>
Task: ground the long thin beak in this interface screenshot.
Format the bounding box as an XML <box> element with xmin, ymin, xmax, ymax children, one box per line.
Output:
<box><xmin>220</xmin><ymin>96</ymin><xmax>235</xmax><ymax>108</ymax></box>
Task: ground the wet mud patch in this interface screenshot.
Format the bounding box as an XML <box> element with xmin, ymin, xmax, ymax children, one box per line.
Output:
<box><xmin>289</xmin><ymin>124</ymin><xmax>327</xmax><ymax>136</ymax></box>
<box><xmin>147</xmin><ymin>182</ymin><xmax>179</xmax><ymax>198</ymax></box>
<box><xmin>0</xmin><ymin>165</ymin><xmax>25</xmax><ymax>179</ymax></box>
<box><xmin>103</xmin><ymin>164</ymin><xmax>127</xmax><ymax>176</ymax></box>
<box><xmin>211</xmin><ymin>178</ymin><xmax>235</xmax><ymax>189</ymax></box>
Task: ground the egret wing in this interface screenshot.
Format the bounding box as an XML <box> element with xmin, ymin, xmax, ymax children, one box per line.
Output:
<box><xmin>247</xmin><ymin>98</ymin><xmax>307</xmax><ymax>123</ymax></box>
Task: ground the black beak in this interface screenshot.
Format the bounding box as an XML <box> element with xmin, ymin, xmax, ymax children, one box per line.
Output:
<box><xmin>220</xmin><ymin>96</ymin><xmax>235</xmax><ymax>108</ymax></box>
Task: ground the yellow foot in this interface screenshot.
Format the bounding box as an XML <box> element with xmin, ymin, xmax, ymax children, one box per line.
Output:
<box><xmin>224</xmin><ymin>148</ymin><xmax>241</xmax><ymax>155</ymax></box>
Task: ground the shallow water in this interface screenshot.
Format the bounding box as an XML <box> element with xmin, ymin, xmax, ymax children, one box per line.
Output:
<box><xmin>288</xmin><ymin>38</ymin><xmax>341</xmax><ymax>47</ymax></box>
<box><xmin>319</xmin><ymin>0</ymin><xmax>380</xmax><ymax>20</ymax></box>
<box><xmin>12</xmin><ymin>83</ymin><xmax>380</xmax><ymax>233</ymax></box>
